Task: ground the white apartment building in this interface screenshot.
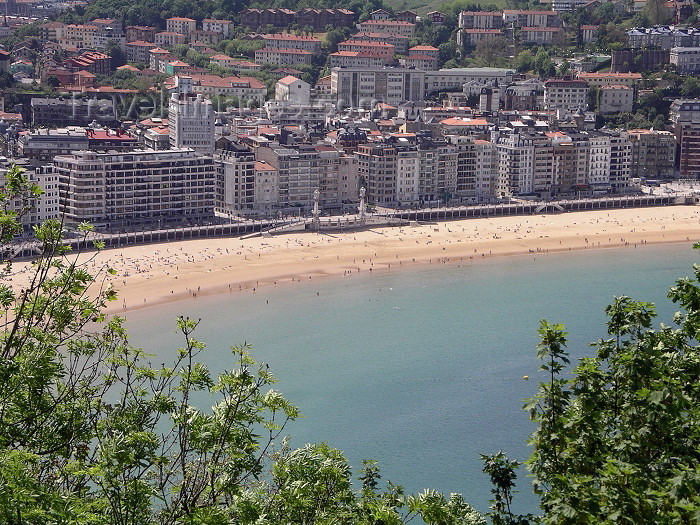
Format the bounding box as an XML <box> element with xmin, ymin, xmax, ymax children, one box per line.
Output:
<box><xmin>0</xmin><ymin>164</ymin><xmax>60</xmax><ymax>231</ymax></box>
<box><xmin>331</xmin><ymin>67</ymin><xmax>426</xmax><ymax>108</ymax></box>
<box><xmin>155</xmin><ymin>31</ymin><xmax>186</xmax><ymax>47</ymax></box>
<box><xmin>165</xmin><ymin>17</ymin><xmax>196</xmax><ymax>39</ymax></box>
<box><xmin>474</xmin><ymin>139</ymin><xmax>496</xmax><ymax>200</ymax></box>
<box><xmin>598</xmin><ymin>85</ymin><xmax>634</xmax><ymax>114</ymax></box>
<box><xmin>261</xmin><ymin>34</ymin><xmax>322</xmax><ymax>53</ymax></box>
<box><xmin>202</xmin><ymin>19</ymin><xmax>233</xmax><ymax>38</ymax></box>
<box><xmin>53</xmin><ymin>148</ymin><xmax>216</xmax><ymax>226</ymax></box>
<box><xmin>168</xmin><ymin>76</ymin><xmax>215</xmax><ymax>155</ymax></box>
<box><xmin>356</xmin><ymin>20</ymin><xmax>416</xmax><ymax>38</ymax></box>
<box><xmin>254</xmin><ymin>47</ymin><xmax>312</xmax><ymax>66</ymax></box>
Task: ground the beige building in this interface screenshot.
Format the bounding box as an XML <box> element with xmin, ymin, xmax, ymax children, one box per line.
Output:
<box><xmin>254</xmin><ymin>47</ymin><xmax>312</xmax><ymax>66</ymax></box>
<box><xmin>597</xmin><ymin>84</ymin><xmax>633</xmax><ymax>114</ymax></box>
<box><xmin>166</xmin><ymin>17</ymin><xmax>196</xmax><ymax>39</ymax></box>
<box><xmin>54</xmin><ymin>148</ymin><xmax>216</xmax><ymax>227</ymax></box>
<box><xmin>576</xmin><ymin>72</ymin><xmax>642</xmax><ymax>88</ymax></box>
<box><xmin>60</xmin><ymin>24</ymin><xmax>97</xmax><ymax>49</ymax></box>
<box><xmin>155</xmin><ymin>31</ymin><xmax>186</xmax><ymax>47</ymax></box>
<box><xmin>624</xmin><ymin>128</ymin><xmax>677</xmax><ymax>179</ymax></box>
<box><xmin>356</xmin><ymin>20</ymin><xmax>416</xmax><ymax>38</ymax></box>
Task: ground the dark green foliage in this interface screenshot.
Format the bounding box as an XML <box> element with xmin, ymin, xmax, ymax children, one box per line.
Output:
<box><xmin>519</xmin><ymin>251</ymin><xmax>700</xmax><ymax>524</ymax></box>
<box><xmin>0</xmin><ymin>164</ymin><xmax>486</xmax><ymax>523</ymax></box>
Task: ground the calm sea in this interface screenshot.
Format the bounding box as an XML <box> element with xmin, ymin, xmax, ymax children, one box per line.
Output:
<box><xmin>123</xmin><ymin>242</ymin><xmax>699</xmax><ymax>515</ymax></box>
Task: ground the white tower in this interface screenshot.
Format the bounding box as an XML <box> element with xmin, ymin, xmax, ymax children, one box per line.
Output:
<box><xmin>168</xmin><ymin>76</ymin><xmax>215</xmax><ymax>155</ymax></box>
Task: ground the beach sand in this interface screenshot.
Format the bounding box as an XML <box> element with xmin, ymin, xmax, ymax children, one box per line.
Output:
<box><xmin>7</xmin><ymin>206</ymin><xmax>700</xmax><ymax>314</ymax></box>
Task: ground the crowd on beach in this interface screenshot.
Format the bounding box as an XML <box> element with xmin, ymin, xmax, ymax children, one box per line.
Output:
<box><xmin>6</xmin><ymin>206</ymin><xmax>699</xmax><ymax>313</ymax></box>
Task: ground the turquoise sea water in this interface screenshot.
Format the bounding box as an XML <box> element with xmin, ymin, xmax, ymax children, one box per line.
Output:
<box><xmin>123</xmin><ymin>242</ymin><xmax>700</xmax><ymax>515</ymax></box>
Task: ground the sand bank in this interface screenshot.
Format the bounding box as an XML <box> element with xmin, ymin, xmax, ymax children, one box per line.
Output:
<box><xmin>7</xmin><ymin>206</ymin><xmax>700</xmax><ymax>314</ymax></box>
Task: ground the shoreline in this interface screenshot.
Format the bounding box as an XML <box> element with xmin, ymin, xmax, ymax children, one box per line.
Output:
<box><xmin>8</xmin><ymin>206</ymin><xmax>700</xmax><ymax>314</ymax></box>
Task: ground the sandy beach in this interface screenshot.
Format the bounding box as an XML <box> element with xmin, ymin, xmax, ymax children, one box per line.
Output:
<box><xmin>7</xmin><ymin>205</ymin><xmax>700</xmax><ymax>313</ymax></box>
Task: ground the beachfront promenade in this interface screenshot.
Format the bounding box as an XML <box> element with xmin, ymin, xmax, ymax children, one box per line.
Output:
<box><xmin>7</xmin><ymin>193</ymin><xmax>695</xmax><ymax>259</ymax></box>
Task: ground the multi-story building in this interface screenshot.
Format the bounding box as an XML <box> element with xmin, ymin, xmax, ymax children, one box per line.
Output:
<box><xmin>261</xmin><ymin>33</ymin><xmax>322</xmax><ymax>53</ymax></box>
<box><xmin>597</xmin><ymin>84</ymin><xmax>633</xmax><ymax>114</ymax></box>
<box><xmin>608</xmin><ymin>131</ymin><xmax>632</xmax><ymax>192</ymax></box>
<box><xmin>165</xmin><ymin>17</ymin><xmax>196</xmax><ymax>39</ymax></box>
<box><xmin>492</xmin><ymin>126</ymin><xmax>553</xmax><ymax>196</ymax></box>
<box><xmin>338</xmin><ymin>40</ymin><xmax>395</xmax><ymax>61</ymax></box>
<box><xmin>275</xmin><ymin>75</ymin><xmax>310</xmax><ymax>104</ymax></box>
<box><xmin>166</xmin><ymin>74</ymin><xmax>267</xmax><ymax>105</ymax></box>
<box><xmin>624</xmin><ymin>128</ymin><xmax>676</xmax><ymax>179</ymax></box>
<box><xmin>543</xmin><ymin>78</ymin><xmax>588</xmax><ymax>112</ymax></box>
<box><xmin>215</xmin><ymin>142</ymin><xmax>256</xmax><ymax>217</ymax></box>
<box><xmin>17</xmin><ymin>127</ymin><xmax>88</xmax><ymax>160</ymax></box>
<box><xmin>458</xmin><ymin>29</ymin><xmax>503</xmax><ymax>47</ymax></box>
<box><xmin>353</xmin><ymin>32</ymin><xmax>409</xmax><ymax>54</ymax></box>
<box><xmin>149</xmin><ymin>47</ymin><xmax>176</xmax><ymax>71</ymax></box>
<box><xmin>402</xmin><ymin>54</ymin><xmax>438</xmax><ymax>70</ymax></box>
<box><xmin>59</xmin><ymin>24</ymin><xmax>97</xmax><ymax>49</ymax></box>
<box><xmin>356</xmin><ymin>20</ymin><xmax>416</xmax><ymax>38</ymax></box>
<box><xmin>31</xmin><ymin>97</ymin><xmax>118</xmax><ymax>127</ymax></box>
<box><xmin>670</xmin><ymin>47</ymin><xmax>700</xmax><ymax>74</ymax></box>
<box><xmin>459</xmin><ymin>11</ymin><xmax>503</xmax><ymax>29</ymax></box>
<box><xmin>17</xmin><ymin>127</ymin><xmax>137</xmax><ymax>160</ymax></box>
<box><xmin>254</xmin><ymin>47</ymin><xmax>312</xmax><ymax>66</ymax></box>
<box><xmin>331</xmin><ymin>67</ymin><xmax>426</xmax><ymax>108</ymax></box>
<box><xmin>520</xmin><ymin>27</ymin><xmax>560</xmax><ymax>44</ymax></box>
<box><xmin>502</xmin><ymin>10</ymin><xmax>561</xmax><ymax>28</ymax></box>
<box><xmin>54</xmin><ymin>148</ymin><xmax>216</xmax><ymax>226</ymax></box>
<box><xmin>168</xmin><ymin>76</ymin><xmax>215</xmax><ymax>155</ymax></box>
<box><xmin>38</xmin><ymin>21</ymin><xmax>66</xmax><ymax>42</ymax></box>
<box><xmin>670</xmin><ymin>98</ymin><xmax>700</xmax><ymax>178</ymax></box>
<box><xmin>253</xmin><ymin>160</ymin><xmax>279</xmax><ymax>215</ymax></box>
<box><xmin>356</xmin><ymin>142</ymin><xmax>397</xmax><ymax>206</ymax></box>
<box><xmin>93</xmin><ymin>24</ymin><xmax>126</xmax><ymax>52</ymax></box>
<box><xmin>126</xmin><ymin>40</ymin><xmax>153</xmax><ymax>64</ymax></box>
<box><xmin>240</xmin><ymin>8</ymin><xmax>354</xmax><ymax>30</ymax></box>
<box><xmin>425</xmin><ymin>68</ymin><xmax>515</xmax><ymax>94</ymax></box>
<box><xmin>330</xmin><ymin>52</ymin><xmax>387</xmax><ymax>69</ymax></box>
<box><xmin>255</xmin><ymin>144</ymin><xmax>326</xmax><ymax>208</ymax></box>
<box><xmin>576</xmin><ymin>71</ymin><xmax>642</xmax><ymax>87</ymax></box>
<box><xmin>240</xmin><ymin>8</ymin><xmax>295</xmax><ymax>28</ymax></box>
<box><xmin>294</xmin><ymin>8</ymin><xmax>355</xmax><ymax>30</ymax></box>
<box><xmin>446</xmin><ymin>134</ymin><xmax>477</xmax><ymax>199</ymax></box>
<box><xmin>64</xmin><ymin>51</ymin><xmax>112</xmax><ymax>75</ymax></box>
<box><xmin>625</xmin><ymin>26</ymin><xmax>700</xmax><ymax>49</ymax></box>
<box><xmin>202</xmin><ymin>19</ymin><xmax>233</xmax><ymax>38</ymax></box>
<box><xmin>189</xmin><ymin>30</ymin><xmax>223</xmax><ymax>46</ymax></box>
<box><xmin>126</xmin><ymin>25</ymin><xmax>156</xmax><ymax>43</ymax></box>
<box><xmin>588</xmin><ymin>131</ymin><xmax>612</xmax><ymax>190</ymax></box>
<box><xmin>0</xmin><ymin>163</ymin><xmax>60</xmax><ymax>231</ymax></box>
<box><xmin>154</xmin><ymin>31</ymin><xmax>186</xmax><ymax>47</ymax></box>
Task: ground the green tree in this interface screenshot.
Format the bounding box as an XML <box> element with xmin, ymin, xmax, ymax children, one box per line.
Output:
<box><xmin>0</xmin><ymin>164</ymin><xmax>487</xmax><ymax>524</ymax></box>
<box><xmin>104</xmin><ymin>40</ymin><xmax>126</xmax><ymax>68</ymax></box>
<box><xmin>474</xmin><ymin>36</ymin><xmax>509</xmax><ymax>67</ymax></box>
<box><xmin>518</xmin><ymin>251</ymin><xmax>700</xmax><ymax>523</ymax></box>
<box><xmin>643</xmin><ymin>0</ymin><xmax>669</xmax><ymax>25</ymax></box>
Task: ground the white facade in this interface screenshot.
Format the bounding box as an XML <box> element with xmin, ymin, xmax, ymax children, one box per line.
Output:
<box><xmin>53</xmin><ymin>148</ymin><xmax>216</xmax><ymax>226</ymax></box>
<box><xmin>168</xmin><ymin>76</ymin><xmax>215</xmax><ymax>155</ymax></box>
<box><xmin>275</xmin><ymin>75</ymin><xmax>311</xmax><ymax>104</ymax></box>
